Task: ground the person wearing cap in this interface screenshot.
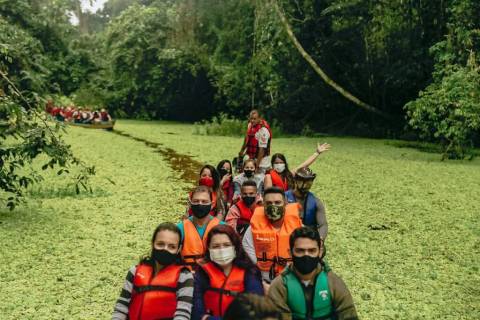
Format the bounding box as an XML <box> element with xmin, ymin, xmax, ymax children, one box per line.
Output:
<box><xmin>268</xmin><ymin>226</ymin><xmax>358</xmax><ymax>320</ymax></box>
<box><xmin>285</xmin><ymin>167</ymin><xmax>328</xmax><ymax>240</ymax></box>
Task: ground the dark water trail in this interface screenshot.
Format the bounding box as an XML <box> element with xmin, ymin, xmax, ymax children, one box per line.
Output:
<box><xmin>111</xmin><ymin>130</ymin><xmax>202</xmax><ymax>186</ymax></box>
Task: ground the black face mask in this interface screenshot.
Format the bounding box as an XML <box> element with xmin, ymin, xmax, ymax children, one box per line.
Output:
<box><xmin>244</xmin><ymin>170</ymin><xmax>254</xmax><ymax>178</ymax></box>
<box><xmin>242</xmin><ymin>195</ymin><xmax>256</xmax><ymax>207</ymax></box>
<box><xmin>219</xmin><ymin>168</ymin><xmax>229</xmax><ymax>178</ymax></box>
<box><xmin>292</xmin><ymin>255</ymin><xmax>320</xmax><ymax>275</ymax></box>
<box><xmin>191</xmin><ymin>204</ymin><xmax>211</xmax><ymax>218</ymax></box>
<box><xmin>152</xmin><ymin>249</ymin><xmax>178</xmax><ymax>266</ymax></box>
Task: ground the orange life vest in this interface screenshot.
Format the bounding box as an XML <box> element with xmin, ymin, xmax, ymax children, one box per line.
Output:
<box><xmin>180</xmin><ymin>217</ymin><xmax>220</xmax><ymax>268</ymax></box>
<box><xmin>188</xmin><ymin>191</ymin><xmax>218</xmax><ymax>217</ymax></box>
<box><xmin>201</xmin><ymin>261</ymin><xmax>246</xmax><ymax>316</ymax></box>
<box><xmin>269</xmin><ymin>170</ymin><xmax>289</xmax><ymax>191</ymax></box>
<box><xmin>129</xmin><ymin>263</ymin><xmax>183</xmax><ymax>320</ymax></box>
<box><xmin>246</xmin><ymin>120</ymin><xmax>271</xmax><ymax>159</ymax></box>
<box><xmin>250</xmin><ymin>204</ymin><xmax>302</xmax><ymax>280</ymax></box>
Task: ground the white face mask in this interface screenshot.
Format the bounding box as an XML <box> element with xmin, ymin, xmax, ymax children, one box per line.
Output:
<box><xmin>274</xmin><ymin>163</ymin><xmax>286</xmax><ymax>173</ymax></box>
<box><xmin>209</xmin><ymin>246</ymin><xmax>236</xmax><ymax>266</ymax></box>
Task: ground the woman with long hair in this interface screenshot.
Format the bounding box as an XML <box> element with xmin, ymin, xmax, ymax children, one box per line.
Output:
<box><xmin>192</xmin><ymin>225</ymin><xmax>263</xmax><ymax>320</ymax></box>
<box><xmin>264</xmin><ymin>142</ymin><xmax>331</xmax><ymax>191</ymax></box>
<box><xmin>112</xmin><ymin>222</ymin><xmax>194</xmax><ymax>320</ymax></box>
<box><xmin>217</xmin><ymin>160</ymin><xmax>234</xmax><ymax>208</ymax></box>
<box><xmin>186</xmin><ymin>164</ymin><xmax>226</xmax><ymax>220</ymax></box>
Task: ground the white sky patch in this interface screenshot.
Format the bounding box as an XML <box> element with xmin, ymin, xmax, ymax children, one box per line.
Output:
<box><xmin>70</xmin><ymin>0</ymin><xmax>108</xmax><ymax>25</ymax></box>
<box><xmin>81</xmin><ymin>0</ymin><xmax>108</xmax><ymax>13</ymax></box>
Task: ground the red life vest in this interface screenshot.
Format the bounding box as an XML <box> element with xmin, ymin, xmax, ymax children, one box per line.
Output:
<box><xmin>129</xmin><ymin>263</ymin><xmax>183</xmax><ymax>320</ymax></box>
<box><xmin>269</xmin><ymin>170</ymin><xmax>289</xmax><ymax>191</ymax></box>
<box><xmin>246</xmin><ymin>120</ymin><xmax>271</xmax><ymax>159</ymax></box>
<box><xmin>236</xmin><ymin>199</ymin><xmax>255</xmax><ymax>226</ymax></box>
<box><xmin>180</xmin><ymin>217</ymin><xmax>220</xmax><ymax>269</ymax></box>
<box><xmin>201</xmin><ymin>262</ymin><xmax>246</xmax><ymax>317</ymax></box>
<box><xmin>100</xmin><ymin>111</ymin><xmax>109</xmax><ymax>121</ymax></box>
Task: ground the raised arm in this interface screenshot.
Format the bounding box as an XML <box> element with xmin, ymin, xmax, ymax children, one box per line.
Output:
<box><xmin>293</xmin><ymin>142</ymin><xmax>331</xmax><ymax>174</ymax></box>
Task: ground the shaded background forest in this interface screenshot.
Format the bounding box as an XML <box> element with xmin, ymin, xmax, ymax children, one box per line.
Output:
<box><xmin>1</xmin><ymin>0</ymin><xmax>479</xmax><ymax>138</ymax></box>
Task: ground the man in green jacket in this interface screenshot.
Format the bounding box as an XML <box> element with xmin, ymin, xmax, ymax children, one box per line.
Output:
<box><xmin>268</xmin><ymin>227</ymin><xmax>358</xmax><ymax>320</ymax></box>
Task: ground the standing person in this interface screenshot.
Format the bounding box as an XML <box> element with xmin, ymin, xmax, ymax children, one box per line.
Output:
<box><xmin>193</xmin><ymin>225</ymin><xmax>263</xmax><ymax>320</ymax></box>
<box><xmin>225</xmin><ymin>180</ymin><xmax>261</xmax><ymax>236</ymax></box>
<box><xmin>238</xmin><ymin>110</ymin><xmax>272</xmax><ymax>174</ymax></box>
<box><xmin>268</xmin><ymin>227</ymin><xmax>358</xmax><ymax>320</ymax></box>
<box><xmin>242</xmin><ymin>187</ymin><xmax>302</xmax><ymax>283</ymax></box>
<box><xmin>186</xmin><ymin>165</ymin><xmax>226</xmax><ymax>220</ymax></box>
<box><xmin>285</xmin><ymin>167</ymin><xmax>328</xmax><ymax>240</ymax></box>
<box><xmin>179</xmin><ymin>186</ymin><xmax>225</xmax><ymax>269</ymax></box>
<box><xmin>233</xmin><ymin>159</ymin><xmax>264</xmax><ymax>200</ymax></box>
<box><xmin>217</xmin><ymin>160</ymin><xmax>234</xmax><ymax>208</ymax></box>
<box><xmin>264</xmin><ymin>143</ymin><xmax>331</xmax><ymax>191</ymax></box>
<box><xmin>112</xmin><ymin>222</ymin><xmax>194</xmax><ymax>320</ymax></box>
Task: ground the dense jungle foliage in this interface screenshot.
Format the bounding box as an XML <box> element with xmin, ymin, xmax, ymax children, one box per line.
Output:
<box><xmin>0</xmin><ymin>0</ymin><xmax>479</xmax><ymax>205</ymax></box>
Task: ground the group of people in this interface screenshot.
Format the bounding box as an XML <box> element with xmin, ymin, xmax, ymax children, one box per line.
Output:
<box><xmin>45</xmin><ymin>100</ymin><xmax>112</xmax><ymax>124</ymax></box>
<box><xmin>112</xmin><ymin>110</ymin><xmax>358</xmax><ymax>320</ymax></box>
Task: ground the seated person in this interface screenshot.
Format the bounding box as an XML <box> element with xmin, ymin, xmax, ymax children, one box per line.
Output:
<box><xmin>225</xmin><ymin>180</ymin><xmax>262</xmax><ymax>236</ymax></box>
<box><xmin>268</xmin><ymin>227</ymin><xmax>358</xmax><ymax>320</ymax></box>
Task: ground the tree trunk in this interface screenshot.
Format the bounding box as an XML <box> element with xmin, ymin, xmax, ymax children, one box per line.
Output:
<box><xmin>271</xmin><ymin>0</ymin><xmax>390</xmax><ymax>118</ymax></box>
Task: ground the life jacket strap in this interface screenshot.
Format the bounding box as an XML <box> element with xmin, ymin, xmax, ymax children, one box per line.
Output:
<box><xmin>133</xmin><ymin>285</ymin><xmax>177</xmax><ymax>294</ymax></box>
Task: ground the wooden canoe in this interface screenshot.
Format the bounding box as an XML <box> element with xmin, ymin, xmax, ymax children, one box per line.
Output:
<box><xmin>65</xmin><ymin>120</ymin><xmax>116</xmax><ymax>130</ymax></box>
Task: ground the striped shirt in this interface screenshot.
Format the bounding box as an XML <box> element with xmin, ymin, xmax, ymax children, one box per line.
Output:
<box><xmin>112</xmin><ymin>264</ymin><xmax>194</xmax><ymax>320</ymax></box>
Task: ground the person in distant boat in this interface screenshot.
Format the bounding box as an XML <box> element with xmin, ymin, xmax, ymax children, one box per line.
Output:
<box><xmin>264</xmin><ymin>143</ymin><xmax>331</xmax><ymax>192</ymax></box>
<box><xmin>238</xmin><ymin>110</ymin><xmax>272</xmax><ymax>174</ymax></box>
<box><xmin>112</xmin><ymin>222</ymin><xmax>194</xmax><ymax>320</ymax></box>
<box><xmin>100</xmin><ymin>108</ymin><xmax>112</xmax><ymax>122</ymax></box>
<box><xmin>92</xmin><ymin>111</ymin><xmax>102</xmax><ymax>124</ymax></box>
<box><xmin>80</xmin><ymin>109</ymin><xmax>93</xmax><ymax>124</ymax></box>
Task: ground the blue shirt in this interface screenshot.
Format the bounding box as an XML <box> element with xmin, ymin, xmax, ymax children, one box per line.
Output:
<box><xmin>177</xmin><ymin>216</ymin><xmax>225</xmax><ymax>241</ymax></box>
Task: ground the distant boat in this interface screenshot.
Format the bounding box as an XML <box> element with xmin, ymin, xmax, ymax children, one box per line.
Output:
<box><xmin>65</xmin><ymin>120</ymin><xmax>116</xmax><ymax>130</ymax></box>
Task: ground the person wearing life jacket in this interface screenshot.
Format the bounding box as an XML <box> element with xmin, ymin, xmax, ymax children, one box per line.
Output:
<box><xmin>285</xmin><ymin>167</ymin><xmax>328</xmax><ymax>240</ymax></box>
<box><xmin>242</xmin><ymin>187</ymin><xmax>302</xmax><ymax>283</ymax></box>
<box><xmin>186</xmin><ymin>165</ymin><xmax>226</xmax><ymax>220</ymax></box>
<box><xmin>217</xmin><ymin>160</ymin><xmax>234</xmax><ymax>208</ymax></box>
<box><xmin>112</xmin><ymin>222</ymin><xmax>194</xmax><ymax>320</ymax></box>
<box><xmin>264</xmin><ymin>143</ymin><xmax>331</xmax><ymax>191</ymax></box>
<box><xmin>192</xmin><ymin>225</ymin><xmax>263</xmax><ymax>320</ymax></box>
<box><xmin>179</xmin><ymin>186</ymin><xmax>225</xmax><ymax>269</ymax></box>
<box><xmin>238</xmin><ymin>110</ymin><xmax>272</xmax><ymax>174</ymax></box>
<box><xmin>100</xmin><ymin>108</ymin><xmax>112</xmax><ymax>122</ymax></box>
<box><xmin>268</xmin><ymin>227</ymin><xmax>358</xmax><ymax>320</ymax></box>
<box><xmin>225</xmin><ymin>180</ymin><xmax>262</xmax><ymax>236</ymax></box>
<box><xmin>232</xmin><ymin>159</ymin><xmax>264</xmax><ymax>201</ymax></box>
